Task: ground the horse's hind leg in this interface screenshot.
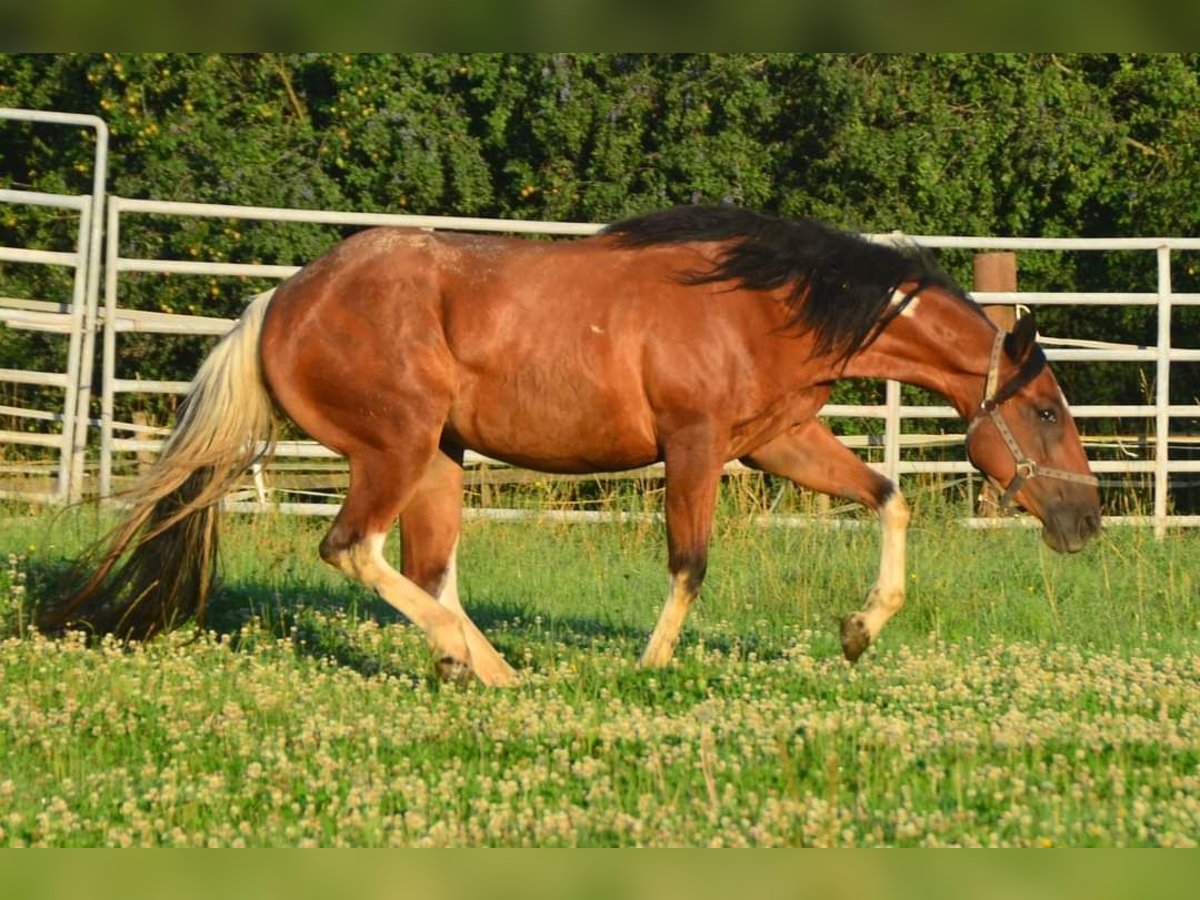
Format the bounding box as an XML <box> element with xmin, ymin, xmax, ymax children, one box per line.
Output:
<box><xmin>399</xmin><ymin>447</ymin><xmax>517</xmax><ymax>685</ymax></box>
<box><xmin>319</xmin><ymin>450</ymin><xmax>510</xmax><ymax>686</ymax></box>
<box><xmin>743</xmin><ymin>420</ymin><xmax>909</xmax><ymax>662</ymax></box>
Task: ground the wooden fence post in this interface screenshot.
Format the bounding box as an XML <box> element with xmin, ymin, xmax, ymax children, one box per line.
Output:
<box><xmin>973</xmin><ymin>251</ymin><xmax>1018</xmax><ymax>330</ymax></box>
<box><xmin>973</xmin><ymin>252</ymin><xmax>1018</xmax><ymax>515</ymax></box>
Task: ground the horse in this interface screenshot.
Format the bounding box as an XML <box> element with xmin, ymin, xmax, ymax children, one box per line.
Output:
<box><xmin>41</xmin><ymin>205</ymin><xmax>1101</xmax><ymax>685</ymax></box>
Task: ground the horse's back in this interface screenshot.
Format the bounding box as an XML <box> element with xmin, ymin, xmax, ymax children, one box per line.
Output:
<box><xmin>433</xmin><ymin>232</ymin><xmax>667</xmax><ymax>469</ymax></box>
<box><xmin>258</xmin><ymin>226</ymin><xmax>800</xmax><ymax>472</ymax></box>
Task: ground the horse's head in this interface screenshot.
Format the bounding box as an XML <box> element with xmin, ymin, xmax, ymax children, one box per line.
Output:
<box><xmin>965</xmin><ymin>314</ymin><xmax>1101</xmax><ymax>553</ymax></box>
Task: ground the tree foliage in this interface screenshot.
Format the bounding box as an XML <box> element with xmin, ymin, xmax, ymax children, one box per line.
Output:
<box><xmin>2</xmin><ymin>53</ymin><xmax>1200</xmax><ymax>423</ymax></box>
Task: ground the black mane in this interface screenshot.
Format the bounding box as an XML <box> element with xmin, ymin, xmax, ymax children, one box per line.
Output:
<box><xmin>604</xmin><ymin>205</ymin><xmax>974</xmax><ymax>362</ymax></box>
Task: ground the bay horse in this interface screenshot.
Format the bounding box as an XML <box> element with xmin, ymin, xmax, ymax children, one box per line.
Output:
<box><xmin>42</xmin><ymin>206</ymin><xmax>1100</xmax><ymax>685</ymax></box>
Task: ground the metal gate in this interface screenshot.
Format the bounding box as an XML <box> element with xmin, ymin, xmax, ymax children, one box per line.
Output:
<box><xmin>0</xmin><ymin>108</ymin><xmax>107</xmax><ymax>503</ymax></box>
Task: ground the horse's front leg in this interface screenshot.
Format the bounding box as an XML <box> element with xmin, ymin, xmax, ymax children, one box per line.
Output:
<box><xmin>639</xmin><ymin>423</ymin><xmax>725</xmax><ymax>668</ymax></box>
<box><xmin>742</xmin><ymin>419</ymin><xmax>909</xmax><ymax>662</ymax></box>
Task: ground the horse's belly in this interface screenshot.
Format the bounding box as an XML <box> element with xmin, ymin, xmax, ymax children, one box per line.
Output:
<box><xmin>462</xmin><ymin>440</ymin><xmax>658</xmax><ymax>475</ymax></box>
<box><xmin>447</xmin><ymin>373</ymin><xmax>658</xmax><ymax>474</ymax></box>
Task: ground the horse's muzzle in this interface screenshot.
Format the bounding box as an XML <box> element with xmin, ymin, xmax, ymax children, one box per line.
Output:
<box><xmin>1041</xmin><ymin>505</ymin><xmax>1101</xmax><ymax>554</ymax></box>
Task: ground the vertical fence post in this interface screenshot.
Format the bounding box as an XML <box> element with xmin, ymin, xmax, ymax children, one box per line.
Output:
<box><xmin>99</xmin><ymin>199</ymin><xmax>120</xmax><ymax>499</ymax></box>
<box><xmin>973</xmin><ymin>252</ymin><xmax>1018</xmax><ymax>515</ymax></box>
<box><xmin>55</xmin><ymin>197</ymin><xmax>91</xmax><ymax>503</ymax></box>
<box><xmin>884</xmin><ymin>378</ymin><xmax>901</xmax><ymax>484</ymax></box>
<box><xmin>974</xmin><ymin>252</ymin><xmax>1018</xmax><ymax>329</ymax></box>
<box><xmin>1155</xmin><ymin>245</ymin><xmax>1172</xmax><ymax>539</ymax></box>
<box><xmin>70</xmin><ymin>115</ymin><xmax>108</xmax><ymax>502</ymax></box>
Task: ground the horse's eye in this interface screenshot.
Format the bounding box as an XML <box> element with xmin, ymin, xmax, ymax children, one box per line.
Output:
<box><xmin>1038</xmin><ymin>408</ymin><xmax>1058</xmax><ymax>424</ymax></box>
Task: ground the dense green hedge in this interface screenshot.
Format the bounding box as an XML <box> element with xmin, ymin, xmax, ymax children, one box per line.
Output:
<box><xmin>2</xmin><ymin>53</ymin><xmax>1200</xmax><ymax>432</ymax></box>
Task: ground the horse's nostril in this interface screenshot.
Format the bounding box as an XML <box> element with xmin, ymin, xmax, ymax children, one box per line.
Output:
<box><xmin>1081</xmin><ymin>510</ymin><xmax>1101</xmax><ymax>539</ymax></box>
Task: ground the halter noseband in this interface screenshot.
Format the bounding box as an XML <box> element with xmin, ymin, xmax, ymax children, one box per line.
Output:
<box><xmin>966</xmin><ymin>329</ymin><xmax>1099</xmax><ymax>510</ymax></box>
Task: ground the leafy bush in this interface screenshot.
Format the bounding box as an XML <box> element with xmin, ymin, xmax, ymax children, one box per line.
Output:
<box><xmin>3</xmin><ymin>53</ymin><xmax>1199</xmax><ymax>427</ymax></box>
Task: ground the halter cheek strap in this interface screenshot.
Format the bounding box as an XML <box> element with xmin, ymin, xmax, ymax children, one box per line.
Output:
<box><xmin>966</xmin><ymin>330</ymin><xmax>1099</xmax><ymax>510</ymax></box>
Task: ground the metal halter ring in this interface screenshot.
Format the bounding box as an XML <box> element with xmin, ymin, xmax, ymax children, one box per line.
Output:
<box><xmin>967</xmin><ymin>329</ymin><xmax>1099</xmax><ymax>510</ymax></box>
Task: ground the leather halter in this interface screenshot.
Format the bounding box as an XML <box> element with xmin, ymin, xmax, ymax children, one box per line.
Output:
<box><xmin>966</xmin><ymin>329</ymin><xmax>1099</xmax><ymax>509</ymax></box>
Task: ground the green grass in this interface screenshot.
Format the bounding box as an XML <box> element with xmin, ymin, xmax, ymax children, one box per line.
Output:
<box><xmin>1</xmin><ymin>493</ymin><xmax>1199</xmax><ymax>847</ymax></box>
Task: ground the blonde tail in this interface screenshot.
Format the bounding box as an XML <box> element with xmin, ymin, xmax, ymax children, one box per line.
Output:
<box><xmin>40</xmin><ymin>291</ymin><xmax>278</xmax><ymax>639</ymax></box>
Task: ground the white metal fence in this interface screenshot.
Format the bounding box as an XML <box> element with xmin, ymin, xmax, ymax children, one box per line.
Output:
<box><xmin>95</xmin><ymin>197</ymin><xmax>1200</xmax><ymax>535</ymax></box>
<box><xmin>2</xmin><ymin>107</ymin><xmax>1197</xmax><ymax>533</ymax></box>
<box><xmin>0</xmin><ymin>108</ymin><xmax>108</xmax><ymax>503</ymax></box>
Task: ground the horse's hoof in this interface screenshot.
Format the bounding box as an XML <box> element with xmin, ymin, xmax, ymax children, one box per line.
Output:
<box><xmin>436</xmin><ymin>656</ymin><xmax>473</xmax><ymax>684</ymax></box>
<box><xmin>478</xmin><ymin>667</ymin><xmax>519</xmax><ymax>688</ymax></box>
<box><xmin>840</xmin><ymin>614</ymin><xmax>870</xmax><ymax>663</ymax></box>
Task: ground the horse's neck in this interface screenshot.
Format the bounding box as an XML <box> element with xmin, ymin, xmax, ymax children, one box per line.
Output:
<box><xmin>838</xmin><ymin>291</ymin><xmax>997</xmax><ymax>418</ymax></box>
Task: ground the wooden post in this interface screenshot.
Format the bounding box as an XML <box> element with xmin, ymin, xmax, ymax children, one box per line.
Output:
<box><xmin>973</xmin><ymin>251</ymin><xmax>1018</xmax><ymax>330</ymax></box>
<box><xmin>973</xmin><ymin>252</ymin><xmax>1018</xmax><ymax>515</ymax></box>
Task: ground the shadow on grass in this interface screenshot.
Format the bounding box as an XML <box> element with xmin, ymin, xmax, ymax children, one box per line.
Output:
<box><xmin>10</xmin><ymin>555</ymin><xmax>768</xmax><ymax>684</ymax></box>
<box><xmin>3</xmin><ymin>554</ymin><xmax>78</xmax><ymax>638</ymax></box>
<box><xmin>209</xmin><ymin>580</ymin><xmax>681</xmax><ymax>681</ymax></box>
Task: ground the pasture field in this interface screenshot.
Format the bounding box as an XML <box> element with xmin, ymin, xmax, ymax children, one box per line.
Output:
<box><xmin>0</xmin><ymin>489</ymin><xmax>1198</xmax><ymax>848</ymax></box>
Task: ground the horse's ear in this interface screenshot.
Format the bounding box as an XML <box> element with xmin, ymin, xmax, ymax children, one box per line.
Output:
<box><xmin>1004</xmin><ymin>312</ymin><xmax>1038</xmax><ymax>362</ymax></box>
